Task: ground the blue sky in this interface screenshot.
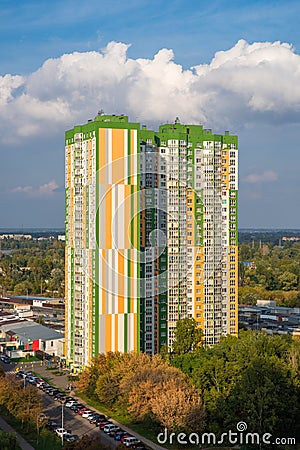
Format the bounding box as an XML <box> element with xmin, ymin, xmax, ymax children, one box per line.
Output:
<box><xmin>1</xmin><ymin>0</ymin><xmax>300</xmax><ymax>228</ymax></box>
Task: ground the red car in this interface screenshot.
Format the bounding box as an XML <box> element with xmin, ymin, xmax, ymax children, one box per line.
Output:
<box><xmin>121</xmin><ymin>434</ymin><xmax>132</xmax><ymax>443</ymax></box>
<box><xmin>77</xmin><ymin>407</ymin><xmax>88</xmax><ymax>415</ymax></box>
<box><xmin>99</xmin><ymin>421</ymin><xmax>111</xmax><ymax>430</ymax></box>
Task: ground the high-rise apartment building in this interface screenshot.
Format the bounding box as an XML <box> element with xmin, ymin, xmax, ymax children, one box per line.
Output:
<box><xmin>65</xmin><ymin>114</ymin><xmax>238</xmax><ymax>368</ymax></box>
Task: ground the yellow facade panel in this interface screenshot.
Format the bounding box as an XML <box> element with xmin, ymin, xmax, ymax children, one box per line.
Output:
<box><xmin>112</xmin><ymin>129</ymin><xmax>125</xmax><ymax>184</ymax></box>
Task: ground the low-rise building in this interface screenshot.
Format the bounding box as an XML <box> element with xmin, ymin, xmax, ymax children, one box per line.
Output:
<box><xmin>0</xmin><ymin>313</ymin><xmax>64</xmax><ymax>358</ymax></box>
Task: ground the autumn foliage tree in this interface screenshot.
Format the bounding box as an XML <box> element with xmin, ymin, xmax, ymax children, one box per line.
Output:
<box><xmin>78</xmin><ymin>352</ymin><xmax>205</xmax><ymax>433</ymax></box>
<box><xmin>0</xmin><ymin>375</ymin><xmax>42</xmax><ymax>430</ymax></box>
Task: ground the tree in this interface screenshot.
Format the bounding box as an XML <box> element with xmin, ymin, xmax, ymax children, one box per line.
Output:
<box><xmin>225</xmin><ymin>355</ymin><xmax>300</xmax><ymax>438</ymax></box>
<box><xmin>151</xmin><ymin>380</ymin><xmax>205</xmax><ymax>433</ymax></box>
<box><xmin>121</xmin><ymin>354</ymin><xmax>204</xmax><ymax>431</ymax></box>
<box><xmin>172</xmin><ymin>318</ymin><xmax>202</xmax><ymax>355</ymax></box>
<box><xmin>0</xmin><ymin>431</ymin><xmax>18</xmax><ymax>450</ymax></box>
<box><xmin>72</xmin><ymin>435</ymin><xmax>109</xmax><ymax>450</ymax></box>
<box><xmin>278</xmin><ymin>271</ymin><xmax>298</xmax><ymax>291</ymax></box>
<box><xmin>0</xmin><ymin>377</ymin><xmax>42</xmax><ymax>431</ymax></box>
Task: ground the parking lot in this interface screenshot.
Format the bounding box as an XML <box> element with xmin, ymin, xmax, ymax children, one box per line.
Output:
<box><xmin>0</xmin><ymin>360</ymin><xmax>151</xmax><ymax>449</ymax></box>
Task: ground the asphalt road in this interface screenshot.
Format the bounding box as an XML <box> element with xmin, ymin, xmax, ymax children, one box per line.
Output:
<box><xmin>0</xmin><ymin>360</ymin><xmax>118</xmax><ymax>449</ymax></box>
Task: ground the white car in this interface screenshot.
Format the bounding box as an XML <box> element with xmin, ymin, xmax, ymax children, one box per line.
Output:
<box><xmin>65</xmin><ymin>400</ymin><xmax>77</xmax><ymax>407</ymax></box>
<box><xmin>103</xmin><ymin>424</ymin><xmax>120</xmax><ymax>433</ymax></box>
<box><xmin>123</xmin><ymin>437</ymin><xmax>141</xmax><ymax>447</ymax></box>
<box><xmin>55</xmin><ymin>428</ymin><xmax>68</xmax><ymax>437</ymax></box>
<box><xmin>82</xmin><ymin>410</ymin><xmax>94</xmax><ymax>418</ymax></box>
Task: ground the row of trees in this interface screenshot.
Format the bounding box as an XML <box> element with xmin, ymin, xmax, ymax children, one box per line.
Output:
<box><xmin>77</xmin><ymin>351</ymin><xmax>205</xmax><ymax>434</ymax></box>
<box><xmin>0</xmin><ymin>369</ymin><xmax>109</xmax><ymax>450</ymax></box>
<box><xmin>77</xmin><ymin>322</ymin><xmax>300</xmax><ymax>447</ymax></box>
<box><xmin>0</xmin><ymin>238</ymin><xmax>65</xmax><ymax>297</ymax></box>
<box><xmin>171</xmin><ymin>329</ymin><xmax>300</xmax><ymax>440</ymax></box>
<box><xmin>239</xmin><ymin>240</ymin><xmax>300</xmax><ymax>306</ymax></box>
<box><xmin>0</xmin><ymin>372</ymin><xmax>42</xmax><ymax>432</ymax></box>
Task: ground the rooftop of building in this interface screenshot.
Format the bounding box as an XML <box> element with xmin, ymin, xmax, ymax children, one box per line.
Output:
<box><xmin>66</xmin><ymin>114</ymin><xmax>238</xmax><ymax>143</ymax></box>
<box><xmin>0</xmin><ymin>318</ymin><xmax>64</xmax><ymax>341</ymax></box>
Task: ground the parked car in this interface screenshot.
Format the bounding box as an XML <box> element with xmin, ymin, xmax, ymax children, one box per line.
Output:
<box><xmin>89</xmin><ymin>414</ymin><xmax>106</xmax><ymax>423</ymax></box>
<box><xmin>28</xmin><ymin>376</ymin><xmax>38</xmax><ymax>385</ymax></box>
<box><xmin>65</xmin><ymin>400</ymin><xmax>78</xmax><ymax>407</ymax></box>
<box><xmin>54</xmin><ymin>393</ymin><xmax>66</xmax><ymax>401</ymax></box>
<box><xmin>121</xmin><ymin>434</ymin><xmax>133</xmax><ymax>443</ymax></box>
<box><xmin>44</xmin><ymin>387</ymin><xmax>56</xmax><ymax>394</ymax></box>
<box><xmin>71</xmin><ymin>404</ymin><xmax>84</xmax><ymax>413</ymax></box>
<box><xmin>0</xmin><ymin>356</ymin><xmax>10</xmax><ymax>363</ymax></box>
<box><xmin>46</xmin><ymin>419</ymin><xmax>58</xmax><ymax>431</ymax></box>
<box><xmin>123</xmin><ymin>437</ymin><xmax>141</xmax><ymax>447</ymax></box>
<box><xmin>103</xmin><ymin>424</ymin><xmax>120</xmax><ymax>434</ymax></box>
<box><xmin>64</xmin><ymin>433</ymin><xmax>79</xmax><ymax>443</ymax></box>
<box><xmin>109</xmin><ymin>429</ymin><xmax>123</xmax><ymax>438</ymax></box>
<box><xmin>77</xmin><ymin>407</ymin><xmax>88</xmax><ymax>415</ymax></box>
<box><xmin>114</xmin><ymin>431</ymin><xmax>130</xmax><ymax>441</ymax></box>
<box><xmin>49</xmin><ymin>390</ymin><xmax>59</xmax><ymax>397</ymax></box>
<box><xmin>95</xmin><ymin>418</ymin><xmax>109</xmax><ymax>426</ymax></box>
<box><xmin>99</xmin><ymin>421</ymin><xmax>111</xmax><ymax>430</ymax></box>
<box><xmin>15</xmin><ymin>371</ymin><xmax>24</xmax><ymax>379</ymax></box>
<box><xmin>82</xmin><ymin>410</ymin><xmax>94</xmax><ymax>418</ymax></box>
<box><xmin>55</xmin><ymin>428</ymin><xmax>69</xmax><ymax>437</ymax></box>
<box><xmin>64</xmin><ymin>396</ymin><xmax>75</xmax><ymax>403</ymax></box>
<box><xmin>22</xmin><ymin>371</ymin><xmax>32</xmax><ymax>378</ymax></box>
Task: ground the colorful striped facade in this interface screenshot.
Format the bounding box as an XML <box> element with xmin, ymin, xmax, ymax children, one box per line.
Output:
<box><xmin>65</xmin><ymin>115</ymin><xmax>238</xmax><ymax>367</ymax></box>
<box><xmin>65</xmin><ymin>115</ymin><xmax>140</xmax><ymax>367</ymax></box>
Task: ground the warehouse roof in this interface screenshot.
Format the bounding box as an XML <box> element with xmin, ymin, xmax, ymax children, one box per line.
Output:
<box><xmin>0</xmin><ymin>321</ymin><xmax>64</xmax><ymax>342</ymax></box>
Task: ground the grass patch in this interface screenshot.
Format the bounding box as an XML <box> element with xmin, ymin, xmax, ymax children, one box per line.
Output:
<box><xmin>11</xmin><ymin>356</ymin><xmax>40</xmax><ymax>362</ymax></box>
<box><xmin>31</xmin><ymin>371</ymin><xmax>53</xmax><ymax>385</ymax></box>
<box><xmin>0</xmin><ymin>405</ymin><xmax>61</xmax><ymax>450</ymax></box>
<box><xmin>68</xmin><ymin>375</ymin><xmax>79</xmax><ymax>381</ymax></box>
<box><xmin>51</xmin><ymin>370</ymin><xmax>65</xmax><ymax>376</ymax></box>
<box><xmin>76</xmin><ymin>392</ymin><xmax>160</xmax><ymax>446</ymax></box>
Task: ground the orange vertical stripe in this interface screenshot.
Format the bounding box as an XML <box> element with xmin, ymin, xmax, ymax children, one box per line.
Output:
<box><xmin>112</xmin><ymin>129</ymin><xmax>124</xmax><ymax>184</ymax></box>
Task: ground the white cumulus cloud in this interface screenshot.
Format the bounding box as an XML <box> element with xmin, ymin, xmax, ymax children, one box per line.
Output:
<box><xmin>10</xmin><ymin>180</ymin><xmax>59</xmax><ymax>196</ymax></box>
<box><xmin>243</xmin><ymin>170</ymin><xmax>279</xmax><ymax>183</ymax></box>
<box><xmin>1</xmin><ymin>39</ymin><xmax>300</xmax><ymax>143</ymax></box>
